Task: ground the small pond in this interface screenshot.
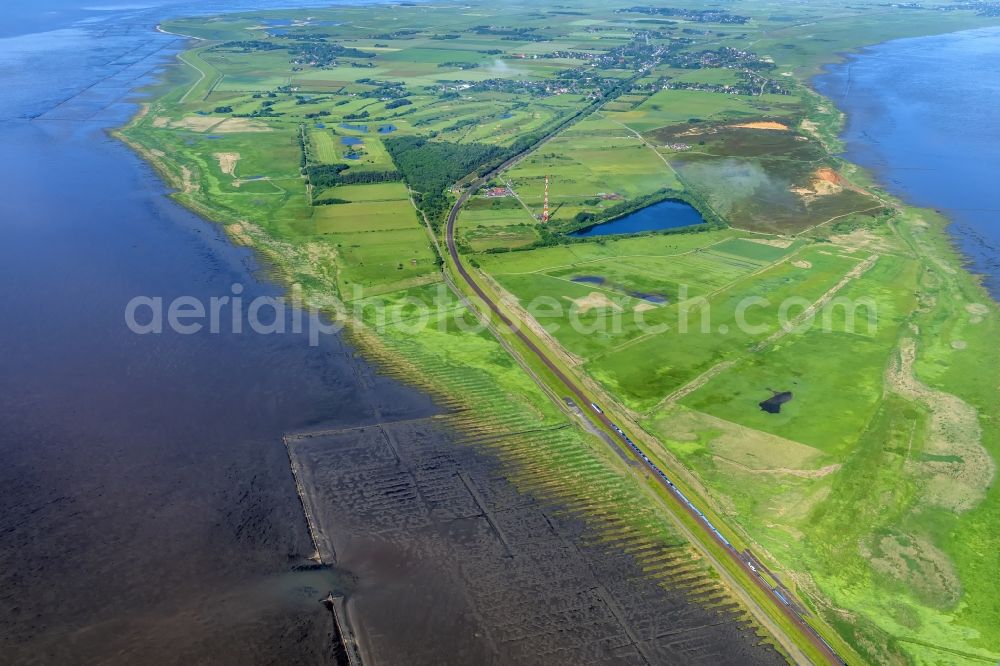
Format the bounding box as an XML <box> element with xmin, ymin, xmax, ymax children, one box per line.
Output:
<box><xmin>629</xmin><ymin>291</ymin><xmax>668</xmax><ymax>303</ymax></box>
<box><xmin>570</xmin><ymin>199</ymin><xmax>704</xmax><ymax>237</ymax></box>
<box><xmin>759</xmin><ymin>391</ymin><xmax>793</xmax><ymax>414</ymax></box>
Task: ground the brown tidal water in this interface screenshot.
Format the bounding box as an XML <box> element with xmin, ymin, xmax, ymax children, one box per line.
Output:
<box><xmin>1</xmin><ymin>3</ymin><xmax>787</xmax><ymax>664</ymax></box>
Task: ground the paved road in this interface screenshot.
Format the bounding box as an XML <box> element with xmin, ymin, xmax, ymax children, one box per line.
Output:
<box><xmin>444</xmin><ymin>171</ymin><xmax>844</xmax><ymax>666</ymax></box>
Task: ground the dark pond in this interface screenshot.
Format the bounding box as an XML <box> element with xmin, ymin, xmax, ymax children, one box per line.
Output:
<box><xmin>339</xmin><ymin>122</ymin><xmax>368</xmax><ymax>132</ymax></box>
<box><xmin>571</xmin><ymin>275</ymin><xmax>606</xmax><ymax>284</ymax></box>
<box><xmin>341</xmin><ymin>135</ymin><xmax>363</xmax><ymax>145</ymax></box>
<box><xmin>570</xmin><ymin>199</ymin><xmax>704</xmax><ymax>237</ymax></box>
<box><xmin>759</xmin><ymin>391</ymin><xmax>794</xmax><ymax>414</ymax></box>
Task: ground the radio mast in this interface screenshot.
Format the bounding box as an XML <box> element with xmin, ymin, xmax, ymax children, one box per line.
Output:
<box><xmin>542</xmin><ymin>175</ymin><xmax>550</xmax><ymax>223</ymax></box>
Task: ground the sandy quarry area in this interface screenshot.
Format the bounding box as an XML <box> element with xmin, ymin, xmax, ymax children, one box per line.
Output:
<box><xmin>566</xmin><ymin>292</ymin><xmax>622</xmax><ymax>314</ymax></box>
<box><xmin>214</xmin><ymin>152</ymin><xmax>240</xmax><ymax>176</ymax></box>
<box><xmin>729</xmin><ymin>121</ymin><xmax>789</xmax><ymax>131</ymax></box>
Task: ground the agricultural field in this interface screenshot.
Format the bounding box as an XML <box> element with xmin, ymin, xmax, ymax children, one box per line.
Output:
<box><xmin>504</xmin><ymin>115</ymin><xmax>684</xmax><ymax>227</ymax></box>
<box><xmin>455</xmin><ymin>195</ymin><xmax>539</xmax><ymax>251</ymax></box>
<box><xmin>485</xmin><ymin>235</ymin><xmax>868</xmax><ymax>409</ymax></box>
<box><xmin>121</xmin><ymin>1</ymin><xmax>1000</xmax><ymax>663</ymax></box>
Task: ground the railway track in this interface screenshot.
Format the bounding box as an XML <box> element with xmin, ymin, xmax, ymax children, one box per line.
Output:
<box><xmin>443</xmin><ymin>158</ymin><xmax>846</xmax><ymax>666</ymax></box>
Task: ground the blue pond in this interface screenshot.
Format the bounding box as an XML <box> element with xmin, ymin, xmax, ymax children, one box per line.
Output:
<box><xmin>570</xmin><ymin>199</ymin><xmax>704</xmax><ymax>237</ymax></box>
<box><xmin>629</xmin><ymin>292</ymin><xmax>668</xmax><ymax>304</ymax></box>
<box><xmin>341</xmin><ymin>136</ymin><xmax>363</xmax><ymax>146</ymax></box>
<box><xmin>314</xmin><ymin>122</ymin><xmax>325</xmax><ymax>128</ymax></box>
<box><xmin>339</xmin><ymin>123</ymin><xmax>368</xmax><ymax>133</ymax></box>
<box><xmin>499</xmin><ymin>112</ymin><xmax>513</xmax><ymax>119</ymax></box>
<box><xmin>570</xmin><ymin>276</ymin><xmax>606</xmax><ymax>285</ymax></box>
<box><xmin>378</xmin><ymin>124</ymin><xmax>397</xmax><ymax>134</ymax></box>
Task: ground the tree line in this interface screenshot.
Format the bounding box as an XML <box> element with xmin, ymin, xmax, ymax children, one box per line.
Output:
<box><xmin>305</xmin><ymin>164</ymin><xmax>400</xmax><ymax>190</ymax></box>
<box><xmin>383</xmin><ymin>136</ymin><xmax>506</xmax><ymax>222</ymax></box>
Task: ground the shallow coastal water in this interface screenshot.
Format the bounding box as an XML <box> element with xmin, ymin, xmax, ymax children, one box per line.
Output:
<box><xmin>814</xmin><ymin>26</ymin><xmax>1000</xmax><ymax>299</ymax></box>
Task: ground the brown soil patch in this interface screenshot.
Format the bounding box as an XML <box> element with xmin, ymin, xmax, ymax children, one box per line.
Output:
<box><xmin>675</xmin><ymin>127</ymin><xmax>711</xmax><ymax>138</ymax></box>
<box><xmin>171</xmin><ymin>115</ymin><xmax>223</xmax><ymax>132</ymax></box>
<box><xmin>214</xmin><ymin>118</ymin><xmax>272</xmax><ymax>133</ymax></box>
<box><xmin>565</xmin><ymin>292</ymin><xmax>622</xmax><ymax>314</ymax></box>
<box><xmin>179</xmin><ymin>166</ymin><xmax>196</xmax><ymax>194</ymax></box>
<box><xmin>746</xmin><ymin>237</ymin><xmax>793</xmax><ymax>249</ymax></box>
<box><xmin>828</xmin><ymin>228</ymin><xmax>897</xmax><ymax>254</ymax></box>
<box><xmin>151</xmin><ymin>116</ymin><xmax>169</xmax><ymax>128</ymax></box>
<box><xmin>729</xmin><ymin>121</ymin><xmax>789</xmax><ymax>131</ymax></box>
<box><xmin>965</xmin><ymin>303</ymin><xmax>989</xmax><ymax>316</ymax></box>
<box><xmin>214</xmin><ymin>152</ymin><xmax>240</xmax><ymax>176</ymax></box>
<box><xmin>227</xmin><ymin>222</ymin><xmax>254</xmax><ymax>246</ymax></box>
<box><xmin>799</xmin><ymin>119</ymin><xmax>820</xmax><ymax>139</ymax></box>
<box><xmin>951</xmin><ymin>340</ymin><xmax>967</xmax><ymax>350</ymax></box>
<box><xmin>633</xmin><ymin>301</ymin><xmax>657</xmax><ymax>313</ymax></box>
<box><xmin>166</xmin><ymin>116</ymin><xmax>271</xmax><ymax>133</ymax></box>
<box><xmin>886</xmin><ymin>336</ymin><xmax>994</xmax><ymax>512</ymax></box>
<box><xmin>792</xmin><ymin>167</ymin><xmax>846</xmax><ymax>200</ymax></box>
<box><xmin>814</xmin><ymin>167</ymin><xmax>843</xmax><ymax>185</ymax></box>
<box><xmin>792</xmin><ymin>260</ymin><xmax>812</xmax><ymax>269</ymax></box>
<box><xmin>149</xmin><ymin>148</ymin><xmax>166</xmax><ymax>158</ymax></box>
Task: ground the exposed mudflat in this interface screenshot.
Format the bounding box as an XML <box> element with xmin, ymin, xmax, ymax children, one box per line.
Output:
<box><xmin>288</xmin><ymin>417</ymin><xmax>787</xmax><ymax>665</ymax></box>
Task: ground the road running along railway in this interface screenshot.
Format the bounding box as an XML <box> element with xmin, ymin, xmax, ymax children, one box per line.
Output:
<box><xmin>444</xmin><ymin>170</ymin><xmax>847</xmax><ymax>666</ymax></box>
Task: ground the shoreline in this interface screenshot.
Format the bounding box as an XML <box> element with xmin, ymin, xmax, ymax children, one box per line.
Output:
<box><xmin>807</xmin><ymin>26</ymin><xmax>1000</xmax><ymax>305</ymax></box>
<box><xmin>155</xmin><ymin>24</ymin><xmax>204</xmax><ymax>41</ymax></box>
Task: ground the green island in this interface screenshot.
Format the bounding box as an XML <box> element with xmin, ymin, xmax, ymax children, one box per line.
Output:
<box><xmin>121</xmin><ymin>1</ymin><xmax>1000</xmax><ymax>663</ymax></box>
